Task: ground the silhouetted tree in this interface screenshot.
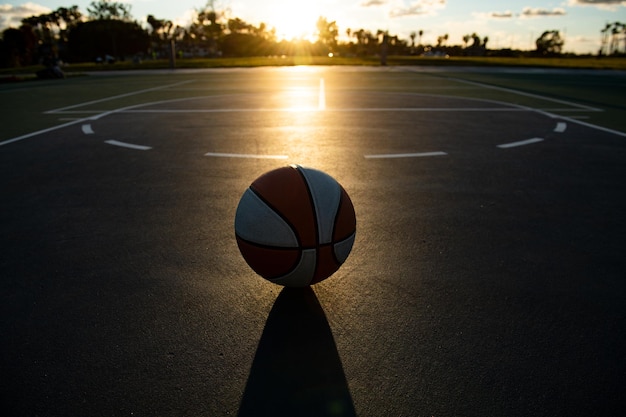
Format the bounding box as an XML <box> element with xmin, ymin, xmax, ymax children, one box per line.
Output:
<box><xmin>316</xmin><ymin>17</ymin><xmax>338</xmax><ymax>53</ymax></box>
<box><xmin>189</xmin><ymin>0</ymin><xmax>226</xmax><ymax>56</ymax></box>
<box><xmin>147</xmin><ymin>14</ymin><xmax>175</xmax><ymax>57</ymax></box>
<box><xmin>87</xmin><ymin>0</ymin><xmax>132</xmax><ymax>21</ymax></box>
<box><xmin>220</xmin><ymin>18</ymin><xmax>276</xmax><ymax>56</ymax></box>
<box><xmin>436</xmin><ymin>33</ymin><xmax>449</xmax><ymax>49</ymax></box>
<box><xmin>1</xmin><ymin>27</ymin><xmax>33</xmax><ymax>67</ymax></box>
<box><xmin>601</xmin><ymin>21</ymin><xmax>626</xmax><ymax>55</ymax></box>
<box><xmin>68</xmin><ymin>19</ymin><xmax>149</xmax><ymax>61</ymax></box>
<box><xmin>19</xmin><ymin>5</ymin><xmax>81</xmax><ymax>62</ymax></box>
<box><xmin>535</xmin><ymin>30</ymin><xmax>564</xmax><ymax>56</ymax></box>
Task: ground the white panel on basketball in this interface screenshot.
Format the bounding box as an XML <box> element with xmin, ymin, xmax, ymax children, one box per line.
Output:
<box><xmin>235</xmin><ymin>188</ymin><xmax>298</xmax><ymax>247</ymax></box>
<box><xmin>298</xmin><ymin>166</ymin><xmax>341</xmax><ymax>244</ymax></box>
<box><xmin>334</xmin><ymin>233</ymin><xmax>356</xmax><ymax>264</ymax></box>
<box><xmin>271</xmin><ymin>249</ymin><xmax>317</xmax><ymax>287</ymax></box>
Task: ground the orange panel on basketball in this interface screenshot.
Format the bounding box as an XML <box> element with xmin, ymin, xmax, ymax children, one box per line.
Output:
<box><xmin>250</xmin><ymin>166</ymin><xmax>317</xmax><ymax>247</ymax></box>
<box><xmin>310</xmin><ymin>245</ymin><xmax>341</xmax><ymax>285</ymax></box>
<box><xmin>236</xmin><ymin>237</ymin><xmax>301</xmax><ymax>279</ymax></box>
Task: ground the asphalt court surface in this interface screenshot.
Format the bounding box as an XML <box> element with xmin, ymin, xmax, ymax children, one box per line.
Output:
<box><xmin>1</xmin><ymin>67</ymin><xmax>625</xmax><ymax>416</ymax></box>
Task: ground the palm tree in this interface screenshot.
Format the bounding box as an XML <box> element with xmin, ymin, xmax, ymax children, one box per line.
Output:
<box><xmin>462</xmin><ymin>34</ymin><xmax>470</xmax><ymax>49</ymax></box>
<box><xmin>600</xmin><ymin>23</ymin><xmax>611</xmax><ymax>55</ymax></box>
<box><xmin>610</xmin><ymin>22</ymin><xmax>620</xmax><ymax>55</ymax></box>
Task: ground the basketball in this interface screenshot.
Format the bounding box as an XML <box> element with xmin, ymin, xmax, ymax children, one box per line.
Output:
<box><xmin>235</xmin><ymin>165</ymin><xmax>356</xmax><ymax>287</ymax></box>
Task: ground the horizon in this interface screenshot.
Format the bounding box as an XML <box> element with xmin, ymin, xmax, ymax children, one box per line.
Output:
<box><xmin>1</xmin><ymin>0</ymin><xmax>625</xmax><ymax>54</ymax></box>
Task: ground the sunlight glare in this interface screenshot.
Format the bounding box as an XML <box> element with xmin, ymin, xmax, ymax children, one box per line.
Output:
<box><xmin>271</xmin><ymin>1</ymin><xmax>320</xmax><ymax>41</ymax></box>
<box><xmin>282</xmin><ymin>87</ymin><xmax>318</xmax><ymax>112</ymax></box>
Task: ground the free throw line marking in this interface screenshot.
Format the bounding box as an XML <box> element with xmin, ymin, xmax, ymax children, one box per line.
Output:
<box><xmin>205</xmin><ymin>152</ymin><xmax>288</xmax><ymax>159</ymax></box>
<box><xmin>105</xmin><ymin>140</ymin><xmax>152</xmax><ymax>150</ymax></box>
<box><xmin>497</xmin><ymin>138</ymin><xmax>544</xmax><ymax>149</ymax></box>
<box><xmin>364</xmin><ymin>151</ymin><xmax>448</xmax><ymax>159</ymax></box>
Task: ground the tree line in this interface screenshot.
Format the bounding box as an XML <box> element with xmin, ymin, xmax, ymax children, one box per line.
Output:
<box><xmin>1</xmin><ymin>0</ymin><xmax>625</xmax><ymax>69</ymax></box>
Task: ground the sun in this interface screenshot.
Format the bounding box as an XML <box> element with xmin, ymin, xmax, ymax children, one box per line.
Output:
<box><xmin>270</xmin><ymin>1</ymin><xmax>321</xmax><ymax>41</ymax></box>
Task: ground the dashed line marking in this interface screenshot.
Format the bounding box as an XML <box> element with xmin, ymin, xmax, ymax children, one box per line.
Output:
<box><xmin>204</xmin><ymin>152</ymin><xmax>288</xmax><ymax>159</ymax></box>
<box><xmin>554</xmin><ymin>122</ymin><xmax>567</xmax><ymax>133</ymax></box>
<box><xmin>81</xmin><ymin>124</ymin><xmax>94</xmax><ymax>135</ymax></box>
<box><xmin>497</xmin><ymin>138</ymin><xmax>544</xmax><ymax>149</ymax></box>
<box><xmin>364</xmin><ymin>151</ymin><xmax>448</xmax><ymax>159</ymax></box>
<box><xmin>104</xmin><ymin>140</ymin><xmax>152</xmax><ymax>150</ymax></box>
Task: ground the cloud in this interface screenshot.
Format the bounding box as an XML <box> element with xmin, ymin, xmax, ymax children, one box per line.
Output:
<box><xmin>521</xmin><ymin>7</ymin><xmax>567</xmax><ymax>17</ymax></box>
<box><xmin>568</xmin><ymin>0</ymin><xmax>626</xmax><ymax>9</ymax></box>
<box><xmin>490</xmin><ymin>11</ymin><xmax>514</xmax><ymax>18</ymax></box>
<box><xmin>0</xmin><ymin>2</ymin><xmax>51</xmax><ymax>30</ymax></box>
<box><xmin>472</xmin><ymin>10</ymin><xmax>516</xmax><ymax>19</ymax></box>
<box><xmin>361</xmin><ymin>0</ymin><xmax>387</xmax><ymax>6</ymax></box>
<box><xmin>389</xmin><ymin>0</ymin><xmax>446</xmax><ymax>18</ymax></box>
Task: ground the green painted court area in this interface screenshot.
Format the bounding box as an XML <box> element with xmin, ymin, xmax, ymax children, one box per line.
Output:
<box><xmin>1</xmin><ymin>66</ymin><xmax>625</xmax><ymax>144</ymax></box>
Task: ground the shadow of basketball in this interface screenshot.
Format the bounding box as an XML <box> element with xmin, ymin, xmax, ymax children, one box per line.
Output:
<box><xmin>238</xmin><ymin>287</ymin><xmax>356</xmax><ymax>417</ymax></box>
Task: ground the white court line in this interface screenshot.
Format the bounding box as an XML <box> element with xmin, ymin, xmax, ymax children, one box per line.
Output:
<box><xmin>554</xmin><ymin>122</ymin><xmax>567</xmax><ymax>133</ymax></box>
<box><xmin>364</xmin><ymin>151</ymin><xmax>448</xmax><ymax>159</ymax></box>
<box><xmin>45</xmin><ymin>80</ymin><xmax>194</xmax><ymax>114</ymax></box>
<box><xmin>318</xmin><ymin>78</ymin><xmax>326</xmax><ymax>111</ymax></box>
<box><xmin>444</xmin><ymin>77</ymin><xmax>602</xmax><ymax>112</ymax></box>
<box><xmin>90</xmin><ymin>107</ymin><xmax>548</xmax><ymax>114</ymax></box>
<box><xmin>0</xmin><ymin>118</ymin><xmax>89</xmax><ymax>147</ymax></box>
<box><xmin>48</xmin><ymin>107</ymin><xmax>598</xmax><ymax>115</ymax></box>
<box><xmin>105</xmin><ymin>140</ymin><xmax>152</xmax><ymax>150</ymax></box>
<box><xmin>5</xmin><ymin>90</ymin><xmax>623</xmax><ymax>148</ymax></box>
<box><xmin>497</xmin><ymin>138</ymin><xmax>544</xmax><ymax>149</ymax></box>
<box><xmin>205</xmin><ymin>152</ymin><xmax>288</xmax><ymax>159</ymax></box>
<box><xmin>546</xmin><ymin>113</ymin><xmax>626</xmax><ymax>138</ymax></box>
<box><xmin>81</xmin><ymin>124</ymin><xmax>94</xmax><ymax>134</ymax></box>
<box><xmin>1</xmin><ymin>82</ymin><xmax>194</xmax><ymax>146</ymax></box>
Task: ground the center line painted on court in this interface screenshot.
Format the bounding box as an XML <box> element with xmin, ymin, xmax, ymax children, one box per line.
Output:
<box><xmin>318</xmin><ymin>78</ymin><xmax>326</xmax><ymax>111</ymax></box>
<box><xmin>554</xmin><ymin>122</ymin><xmax>567</xmax><ymax>133</ymax></box>
<box><xmin>364</xmin><ymin>151</ymin><xmax>448</xmax><ymax>159</ymax></box>
<box><xmin>497</xmin><ymin>138</ymin><xmax>544</xmax><ymax>149</ymax></box>
<box><xmin>105</xmin><ymin>140</ymin><xmax>152</xmax><ymax>150</ymax></box>
<box><xmin>205</xmin><ymin>152</ymin><xmax>288</xmax><ymax>159</ymax></box>
<box><xmin>81</xmin><ymin>124</ymin><xmax>94</xmax><ymax>134</ymax></box>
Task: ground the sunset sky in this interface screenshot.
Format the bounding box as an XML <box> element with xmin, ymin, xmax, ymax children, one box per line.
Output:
<box><xmin>1</xmin><ymin>0</ymin><xmax>625</xmax><ymax>54</ymax></box>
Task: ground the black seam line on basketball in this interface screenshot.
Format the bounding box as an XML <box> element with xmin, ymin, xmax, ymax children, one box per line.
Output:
<box><xmin>332</xmin><ymin>189</ymin><xmax>346</xmax><ymax>265</ymax></box>
<box><xmin>248</xmin><ymin>185</ymin><xmax>302</xmax><ymax>248</ymax></box>
<box><xmin>295</xmin><ymin>165</ymin><xmax>320</xmax><ymax>284</ymax></box>
<box><xmin>236</xmin><ymin>234</ymin><xmax>339</xmax><ymax>251</ymax></box>
<box><xmin>236</xmin><ymin>234</ymin><xmax>297</xmax><ymax>250</ymax></box>
<box><xmin>237</xmin><ymin>233</ymin><xmax>302</xmax><ymax>279</ymax></box>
